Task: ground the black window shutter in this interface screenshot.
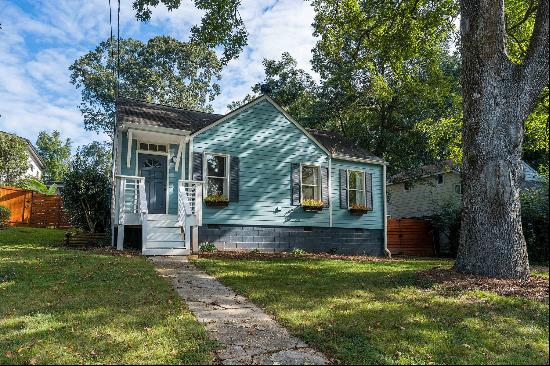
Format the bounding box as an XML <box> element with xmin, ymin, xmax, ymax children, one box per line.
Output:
<box><xmin>229</xmin><ymin>156</ymin><xmax>239</xmax><ymax>202</ymax></box>
<box><xmin>365</xmin><ymin>172</ymin><xmax>373</xmax><ymax>210</ymax></box>
<box><xmin>321</xmin><ymin>166</ymin><xmax>329</xmax><ymax>207</ymax></box>
<box><xmin>192</xmin><ymin>152</ymin><xmax>203</xmax><ymax>181</ymax></box>
<box><xmin>340</xmin><ymin>169</ymin><xmax>348</xmax><ymax>209</ymax></box>
<box><xmin>291</xmin><ymin>163</ymin><xmax>301</xmax><ymax>206</ymax></box>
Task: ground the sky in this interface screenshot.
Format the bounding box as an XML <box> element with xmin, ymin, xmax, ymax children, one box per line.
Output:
<box><xmin>0</xmin><ymin>0</ymin><xmax>318</xmax><ymax>149</ymax></box>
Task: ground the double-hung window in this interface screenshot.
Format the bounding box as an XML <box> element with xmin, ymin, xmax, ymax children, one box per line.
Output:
<box><xmin>348</xmin><ymin>170</ymin><xmax>366</xmax><ymax>206</ymax></box>
<box><xmin>301</xmin><ymin>165</ymin><xmax>321</xmax><ymax>201</ymax></box>
<box><xmin>205</xmin><ymin>153</ymin><xmax>229</xmax><ymax>197</ymax></box>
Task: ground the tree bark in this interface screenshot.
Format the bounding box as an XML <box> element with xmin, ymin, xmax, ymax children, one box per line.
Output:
<box><xmin>455</xmin><ymin>0</ymin><xmax>549</xmax><ymax>279</ymax></box>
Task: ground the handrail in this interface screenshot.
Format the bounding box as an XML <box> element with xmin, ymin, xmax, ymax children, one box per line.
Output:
<box><xmin>115</xmin><ymin>175</ymin><xmax>145</xmax><ymax>180</ymax></box>
<box><xmin>179</xmin><ymin>179</ymin><xmax>204</xmax><ymax>184</ymax></box>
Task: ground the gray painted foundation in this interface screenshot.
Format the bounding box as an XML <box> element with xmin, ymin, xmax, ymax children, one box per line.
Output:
<box><xmin>198</xmin><ymin>224</ymin><xmax>384</xmax><ymax>256</ymax></box>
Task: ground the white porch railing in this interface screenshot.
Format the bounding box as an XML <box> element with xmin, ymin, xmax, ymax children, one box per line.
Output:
<box><xmin>115</xmin><ymin>175</ymin><xmax>148</xmax><ymax>225</ymax></box>
<box><xmin>178</xmin><ymin>180</ymin><xmax>203</xmax><ymax>226</ymax></box>
<box><xmin>178</xmin><ymin>180</ymin><xmax>203</xmax><ymax>250</ymax></box>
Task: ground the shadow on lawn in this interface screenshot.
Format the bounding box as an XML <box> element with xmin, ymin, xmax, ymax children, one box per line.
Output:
<box><xmin>0</xmin><ymin>244</ymin><xmax>214</xmax><ymax>365</ymax></box>
<box><xmin>196</xmin><ymin>258</ymin><xmax>549</xmax><ymax>364</ymax></box>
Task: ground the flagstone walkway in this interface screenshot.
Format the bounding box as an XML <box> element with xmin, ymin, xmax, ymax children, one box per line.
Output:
<box><xmin>150</xmin><ymin>256</ymin><xmax>330</xmax><ymax>365</ymax></box>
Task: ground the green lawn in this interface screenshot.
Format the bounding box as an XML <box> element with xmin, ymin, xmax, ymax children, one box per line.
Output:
<box><xmin>195</xmin><ymin>256</ymin><xmax>549</xmax><ymax>365</ymax></box>
<box><xmin>0</xmin><ymin>227</ymin><xmax>215</xmax><ymax>365</ymax></box>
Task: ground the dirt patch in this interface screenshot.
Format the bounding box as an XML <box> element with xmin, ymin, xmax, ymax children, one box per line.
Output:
<box><xmin>418</xmin><ymin>268</ymin><xmax>549</xmax><ymax>302</ymax></box>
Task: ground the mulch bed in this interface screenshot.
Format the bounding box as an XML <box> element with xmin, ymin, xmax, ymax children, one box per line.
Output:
<box><xmin>198</xmin><ymin>251</ymin><xmax>397</xmax><ymax>262</ymax></box>
<box><xmin>418</xmin><ymin>268</ymin><xmax>549</xmax><ymax>302</ymax></box>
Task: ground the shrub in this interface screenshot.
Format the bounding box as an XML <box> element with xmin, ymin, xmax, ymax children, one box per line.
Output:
<box><xmin>199</xmin><ymin>242</ymin><xmax>217</xmax><ymax>253</ymax></box>
<box><xmin>291</xmin><ymin>248</ymin><xmax>307</xmax><ymax>256</ymax></box>
<box><xmin>431</xmin><ymin>200</ymin><xmax>462</xmax><ymax>257</ymax></box>
<box><xmin>62</xmin><ymin>142</ymin><xmax>111</xmax><ymax>234</ymax></box>
<box><xmin>16</xmin><ymin>177</ymin><xmax>57</xmax><ymax>195</ymax></box>
<box><xmin>0</xmin><ymin>205</ymin><xmax>10</xmax><ymax>228</ymax></box>
<box><xmin>521</xmin><ymin>179</ymin><xmax>549</xmax><ymax>264</ymax></box>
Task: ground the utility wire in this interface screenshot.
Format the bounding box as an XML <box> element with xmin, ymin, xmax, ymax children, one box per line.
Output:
<box><xmin>116</xmin><ymin>0</ymin><xmax>121</xmax><ymax>102</ymax></box>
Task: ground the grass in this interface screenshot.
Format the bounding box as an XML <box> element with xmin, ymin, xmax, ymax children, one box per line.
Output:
<box><xmin>195</xmin><ymin>256</ymin><xmax>549</xmax><ymax>365</ymax></box>
<box><xmin>0</xmin><ymin>227</ymin><xmax>215</xmax><ymax>365</ymax></box>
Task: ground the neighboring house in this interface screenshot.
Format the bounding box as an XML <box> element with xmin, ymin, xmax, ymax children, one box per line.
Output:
<box><xmin>113</xmin><ymin>95</ymin><xmax>389</xmax><ymax>256</ymax></box>
<box><xmin>24</xmin><ymin>138</ymin><xmax>44</xmax><ymax>179</ymax></box>
<box><xmin>388</xmin><ymin>160</ymin><xmax>544</xmax><ymax>219</ymax></box>
<box><xmin>0</xmin><ymin>131</ymin><xmax>44</xmax><ymax>180</ymax></box>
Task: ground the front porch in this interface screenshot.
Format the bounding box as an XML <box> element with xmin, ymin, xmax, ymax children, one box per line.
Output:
<box><xmin>112</xmin><ymin>123</ymin><xmax>203</xmax><ymax>255</ymax></box>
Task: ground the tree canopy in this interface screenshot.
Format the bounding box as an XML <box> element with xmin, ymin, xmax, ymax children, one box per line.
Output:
<box><xmin>0</xmin><ymin>132</ymin><xmax>29</xmax><ymax>185</ymax></box>
<box><xmin>70</xmin><ymin>36</ymin><xmax>222</xmax><ymax>137</ymax></box>
<box><xmin>36</xmin><ymin>130</ymin><xmax>72</xmax><ymax>182</ymax></box>
<box><xmin>132</xmin><ymin>0</ymin><xmax>245</xmax><ymax>64</ymax></box>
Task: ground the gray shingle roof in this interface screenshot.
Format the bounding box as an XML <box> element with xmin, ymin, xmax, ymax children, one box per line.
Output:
<box><xmin>388</xmin><ymin>159</ymin><xmax>459</xmax><ymax>183</ymax></box>
<box><xmin>116</xmin><ymin>98</ymin><xmax>223</xmax><ymax>132</ymax></box>
<box><xmin>117</xmin><ymin>97</ymin><xmax>384</xmax><ymax>162</ymax></box>
<box><xmin>307</xmin><ymin>129</ymin><xmax>384</xmax><ymax>162</ymax></box>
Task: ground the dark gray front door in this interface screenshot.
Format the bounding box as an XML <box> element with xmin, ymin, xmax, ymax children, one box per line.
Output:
<box><xmin>138</xmin><ymin>154</ymin><xmax>167</xmax><ymax>214</ymax></box>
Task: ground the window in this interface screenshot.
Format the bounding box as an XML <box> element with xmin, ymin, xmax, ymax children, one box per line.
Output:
<box><xmin>404</xmin><ymin>182</ymin><xmax>411</xmax><ymax>191</ymax></box>
<box><xmin>436</xmin><ymin>174</ymin><xmax>444</xmax><ymax>184</ymax></box>
<box><xmin>205</xmin><ymin>153</ymin><xmax>229</xmax><ymax>197</ymax></box>
<box><xmin>348</xmin><ymin>170</ymin><xmax>365</xmax><ymax>206</ymax></box>
<box><xmin>301</xmin><ymin>165</ymin><xmax>321</xmax><ymax>201</ymax></box>
<box><xmin>455</xmin><ymin>184</ymin><xmax>462</xmax><ymax>194</ymax></box>
<box><xmin>142</xmin><ymin>158</ymin><xmax>162</xmax><ymax>168</ymax></box>
<box><xmin>139</xmin><ymin>143</ymin><xmax>167</xmax><ymax>153</ymax></box>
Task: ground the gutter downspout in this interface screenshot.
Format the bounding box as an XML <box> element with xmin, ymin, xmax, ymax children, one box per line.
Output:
<box><xmin>383</xmin><ymin>164</ymin><xmax>391</xmax><ymax>258</ymax></box>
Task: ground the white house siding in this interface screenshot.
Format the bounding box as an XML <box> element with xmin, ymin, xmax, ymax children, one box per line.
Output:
<box><xmin>25</xmin><ymin>147</ymin><xmax>43</xmax><ymax>179</ymax></box>
<box><xmin>387</xmin><ymin>172</ymin><xmax>461</xmax><ymax>218</ymax></box>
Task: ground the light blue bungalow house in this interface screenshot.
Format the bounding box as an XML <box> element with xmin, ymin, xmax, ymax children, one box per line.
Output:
<box><xmin>112</xmin><ymin>95</ymin><xmax>389</xmax><ymax>256</ymax></box>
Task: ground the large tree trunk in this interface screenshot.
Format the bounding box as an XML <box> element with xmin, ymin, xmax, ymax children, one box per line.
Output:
<box><xmin>455</xmin><ymin>0</ymin><xmax>549</xmax><ymax>279</ymax></box>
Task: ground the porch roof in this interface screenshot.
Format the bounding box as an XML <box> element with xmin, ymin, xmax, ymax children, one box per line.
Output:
<box><xmin>117</xmin><ymin>97</ymin><xmax>223</xmax><ymax>133</ymax></box>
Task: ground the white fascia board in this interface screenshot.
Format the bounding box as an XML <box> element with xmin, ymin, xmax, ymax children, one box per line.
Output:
<box><xmin>122</xmin><ymin>122</ymin><xmax>191</xmax><ymax>136</ymax></box>
<box><xmin>331</xmin><ymin>154</ymin><xmax>387</xmax><ymax>166</ymax></box>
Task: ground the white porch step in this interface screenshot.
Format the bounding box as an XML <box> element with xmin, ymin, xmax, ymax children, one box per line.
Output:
<box><xmin>143</xmin><ymin>214</ymin><xmax>187</xmax><ymax>252</ymax></box>
<box><xmin>147</xmin><ymin>232</ymin><xmax>183</xmax><ymax>242</ymax></box>
<box><xmin>147</xmin><ymin>214</ymin><xmax>178</xmax><ymax>221</ymax></box>
<box><xmin>143</xmin><ymin>248</ymin><xmax>190</xmax><ymax>255</ymax></box>
<box><xmin>145</xmin><ymin>240</ymin><xmax>186</xmax><ymax>249</ymax></box>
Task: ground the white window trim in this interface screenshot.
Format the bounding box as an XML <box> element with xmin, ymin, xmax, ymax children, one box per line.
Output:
<box><xmin>203</xmin><ymin>152</ymin><xmax>230</xmax><ymax>198</ymax></box>
<box><xmin>347</xmin><ymin>170</ymin><xmax>366</xmax><ymax>207</ymax></box>
<box><xmin>137</xmin><ymin>141</ymin><xmax>169</xmax><ymax>153</ymax></box>
<box><xmin>300</xmin><ymin>163</ymin><xmax>322</xmax><ymax>202</ymax></box>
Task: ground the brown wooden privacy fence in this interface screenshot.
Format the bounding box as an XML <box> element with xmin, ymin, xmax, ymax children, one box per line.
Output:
<box><xmin>388</xmin><ymin>218</ymin><xmax>434</xmax><ymax>256</ymax></box>
<box><xmin>0</xmin><ymin>186</ymin><xmax>71</xmax><ymax>228</ymax></box>
<box><xmin>0</xmin><ymin>186</ymin><xmax>32</xmax><ymax>224</ymax></box>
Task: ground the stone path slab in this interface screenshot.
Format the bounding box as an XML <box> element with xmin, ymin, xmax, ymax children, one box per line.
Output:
<box><xmin>150</xmin><ymin>256</ymin><xmax>330</xmax><ymax>365</ymax></box>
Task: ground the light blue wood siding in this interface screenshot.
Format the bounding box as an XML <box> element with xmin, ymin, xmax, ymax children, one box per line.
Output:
<box><xmin>193</xmin><ymin>99</ymin><xmax>330</xmax><ymax>226</ymax></box>
<box><xmin>331</xmin><ymin>159</ymin><xmax>384</xmax><ymax>229</ymax></box>
<box><xmin>119</xmin><ymin>132</ymin><xmax>181</xmax><ymax>215</ymax></box>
